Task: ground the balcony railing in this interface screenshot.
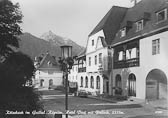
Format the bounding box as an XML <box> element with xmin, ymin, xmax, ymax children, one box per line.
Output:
<box><xmin>78</xmin><ymin>67</ymin><xmax>86</xmax><ymax>73</ymax></box>
<box><xmin>114</xmin><ymin>58</ymin><xmax>139</xmax><ymax>69</ymax></box>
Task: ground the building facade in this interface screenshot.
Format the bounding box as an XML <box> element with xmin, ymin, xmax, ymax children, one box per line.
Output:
<box><xmin>85</xmin><ymin>6</ymin><xmax>128</xmax><ymax>95</ymax></box>
<box><xmin>111</xmin><ymin>0</ymin><xmax>168</xmax><ymax>100</ymax></box>
<box><xmin>34</xmin><ymin>53</ymin><xmax>63</xmax><ymax>90</ymax></box>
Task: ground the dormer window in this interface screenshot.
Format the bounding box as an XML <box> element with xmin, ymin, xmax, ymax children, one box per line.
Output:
<box><xmin>156</xmin><ymin>8</ymin><xmax>167</xmax><ymax>23</ymax></box>
<box><xmin>92</xmin><ymin>39</ymin><xmax>94</xmax><ymax>46</ymax></box>
<box><xmin>136</xmin><ymin>20</ymin><xmax>143</xmax><ymax>32</ymax></box>
<box><xmin>120</xmin><ymin>27</ymin><xmax>126</xmax><ymax>37</ymax></box>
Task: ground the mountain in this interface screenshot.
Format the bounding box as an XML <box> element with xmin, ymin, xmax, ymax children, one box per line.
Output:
<box><xmin>18</xmin><ymin>32</ymin><xmax>84</xmax><ymax>60</ymax></box>
<box><xmin>40</xmin><ymin>31</ymin><xmax>84</xmax><ymax>52</ymax></box>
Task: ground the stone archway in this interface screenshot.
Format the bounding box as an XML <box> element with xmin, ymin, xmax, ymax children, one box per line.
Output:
<box><xmin>146</xmin><ymin>69</ymin><xmax>167</xmax><ymax>100</ymax></box>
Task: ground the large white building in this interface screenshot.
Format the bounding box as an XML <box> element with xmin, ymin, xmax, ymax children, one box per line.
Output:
<box><xmin>69</xmin><ymin>0</ymin><xmax>168</xmax><ymax>101</ymax></box>
<box><xmin>84</xmin><ymin>6</ymin><xmax>127</xmax><ymax>95</ymax></box>
<box><xmin>111</xmin><ymin>0</ymin><xmax>168</xmax><ymax>100</ymax></box>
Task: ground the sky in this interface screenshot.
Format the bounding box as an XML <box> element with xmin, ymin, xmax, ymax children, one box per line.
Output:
<box><xmin>11</xmin><ymin>0</ymin><xmax>135</xmax><ymax>47</ymax></box>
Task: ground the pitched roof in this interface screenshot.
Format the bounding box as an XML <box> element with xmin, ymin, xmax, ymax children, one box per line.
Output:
<box><xmin>37</xmin><ymin>53</ymin><xmax>60</xmax><ymax>70</ymax></box>
<box><xmin>88</xmin><ymin>6</ymin><xmax>128</xmax><ymax>46</ymax></box>
<box><xmin>112</xmin><ymin>0</ymin><xmax>168</xmax><ymax>46</ymax></box>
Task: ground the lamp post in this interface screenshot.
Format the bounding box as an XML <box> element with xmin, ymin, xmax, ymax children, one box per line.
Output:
<box><xmin>59</xmin><ymin>45</ymin><xmax>74</xmax><ymax>118</ymax></box>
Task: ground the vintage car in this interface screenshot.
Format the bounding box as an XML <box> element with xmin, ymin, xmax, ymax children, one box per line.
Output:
<box><xmin>77</xmin><ymin>90</ymin><xmax>88</xmax><ymax>97</ymax></box>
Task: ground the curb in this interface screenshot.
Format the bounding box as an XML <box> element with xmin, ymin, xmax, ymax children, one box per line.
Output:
<box><xmin>87</xmin><ymin>95</ymin><xmax>117</xmax><ymax>103</ymax></box>
<box><xmin>87</xmin><ymin>95</ymin><xmax>145</xmax><ymax>105</ymax></box>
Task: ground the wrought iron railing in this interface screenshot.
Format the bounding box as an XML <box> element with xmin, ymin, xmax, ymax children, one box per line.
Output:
<box><xmin>114</xmin><ymin>58</ymin><xmax>139</xmax><ymax>69</ymax></box>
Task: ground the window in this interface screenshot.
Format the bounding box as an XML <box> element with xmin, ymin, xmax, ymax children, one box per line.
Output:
<box><xmin>136</xmin><ymin>20</ymin><xmax>143</xmax><ymax>32</ymax></box>
<box><xmin>81</xmin><ymin>77</ymin><xmax>83</xmax><ymax>87</ymax></box>
<box><xmin>89</xmin><ymin>57</ymin><xmax>91</xmax><ymax>66</ymax></box>
<box><xmin>156</xmin><ymin>9</ymin><xmax>167</xmax><ymax>22</ymax></box>
<box><xmin>152</xmin><ymin>39</ymin><xmax>160</xmax><ymax>55</ymax></box>
<box><xmin>85</xmin><ymin>77</ymin><xmax>88</xmax><ymax>88</ymax></box>
<box><xmin>40</xmin><ymin>79</ymin><xmax>44</xmax><ymax>87</ymax></box>
<box><xmin>92</xmin><ymin>40</ymin><xmax>94</xmax><ymax>46</ymax></box>
<box><xmin>118</xmin><ymin>51</ymin><xmax>124</xmax><ymax>61</ymax></box>
<box><xmin>99</xmin><ymin>53</ymin><xmax>102</xmax><ymax>64</ymax></box>
<box><xmin>95</xmin><ymin>55</ymin><xmax>97</xmax><ymax>65</ymax></box>
<box><xmin>90</xmin><ymin>76</ymin><xmax>94</xmax><ymax>88</ymax></box>
<box><xmin>49</xmin><ymin>79</ymin><xmax>53</xmax><ymax>86</ymax></box>
<box><xmin>120</xmin><ymin>27</ymin><xmax>126</xmax><ymax>37</ymax></box>
<box><xmin>96</xmin><ymin>76</ymin><xmax>100</xmax><ymax>89</ymax></box>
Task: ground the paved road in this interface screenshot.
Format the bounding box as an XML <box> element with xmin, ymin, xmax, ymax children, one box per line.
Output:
<box><xmin>40</xmin><ymin>90</ymin><xmax>168</xmax><ymax>118</ymax></box>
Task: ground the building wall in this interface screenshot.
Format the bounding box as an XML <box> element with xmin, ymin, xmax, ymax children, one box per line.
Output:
<box><xmin>68</xmin><ymin>64</ymin><xmax>78</xmax><ymax>82</ymax></box>
<box><xmin>78</xmin><ymin>72</ymin><xmax>103</xmax><ymax>95</ymax></box>
<box><xmin>85</xmin><ymin>30</ymin><xmax>110</xmax><ymax>95</ymax></box>
<box><xmin>86</xmin><ymin>48</ymin><xmax>108</xmax><ymax>73</ymax></box>
<box><xmin>112</xmin><ymin>31</ymin><xmax>168</xmax><ymax>99</ymax></box>
<box><xmin>86</xmin><ymin>30</ymin><xmax>104</xmax><ymax>54</ymax></box>
<box><xmin>35</xmin><ymin>69</ymin><xmax>63</xmax><ymax>89</ymax></box>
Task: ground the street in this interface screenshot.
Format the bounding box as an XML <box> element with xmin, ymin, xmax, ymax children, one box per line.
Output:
<box><xmin>39</xmin><ymin>90</ymin><xmax>168</xmax><ymax>118</ymax></box>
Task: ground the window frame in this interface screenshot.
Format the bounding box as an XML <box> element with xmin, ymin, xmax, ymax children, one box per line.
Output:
<box><xmin>81</xmin><ymin>77</ymin><xmax>83</xmax><ymax>87</ymax></box>
<box><xmin>152</xmin><ymin>39</ymin><xmax>160</xmax><ymax>55</ymax></box>
<box><xmin>92</xmin><ymin>39</ymin><xmax>94</xmax><ymax>46</ymax></box>
<box><xmin>136</xmin><ymin>20</ymin><xmax>143</xmax><ymax>32</ymax></box>
<box><xmin>95</xmin><ymin>55</ymin><xmax>97</xmax><ymax>65</ymax></box>
<box><xmin>90</xmin><ymin>76</ymin><xmax>94</xmax><ymax>88</ymax></box>
<box><xmin>120</xmin><ymin>27</ymin><xmax>126</xmax><ymax>38</ymax></box>
<box><xmin>89</xmin><ymin>57</ymin><xmax>91</xmax><ymax>66</ymax></box>
<box><xmin>99</xmin><ymin>53</ymin><xmax>102</xmax><ymax>64</ymax></box>
<box><xmin>156</xmin><ymin>8</ymin><xmax>167</xmax><ymax>23</ymax></box>
<box><xmin>85</xmin><ymin>77</ymin><xmax>88</xmax><ymax>88</ymax></box>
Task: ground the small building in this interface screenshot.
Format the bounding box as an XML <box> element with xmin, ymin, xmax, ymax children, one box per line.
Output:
<box><xmin>34</xmin><ymin>52</ymin><xmax>63</xmax><ymax>90</ymax></box>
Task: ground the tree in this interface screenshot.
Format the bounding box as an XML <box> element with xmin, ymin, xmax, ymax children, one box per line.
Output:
<box><xmin>0</xmin><ymin>52</ymin><xmax>44</xmax><ymax>118</ymax></box>
<box><xmin>0</xmin><ymin>0</ymin><xmax>22</xmax><ymax>60</ymax></box>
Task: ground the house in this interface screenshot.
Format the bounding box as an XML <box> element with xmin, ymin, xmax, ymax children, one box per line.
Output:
<box><xmin>76</xmin><ymin>49</ymin><xmax>87</xmax><ymax>91</ymax></box>
<box><xmin>111</xmin><ymin>0</ymin><xmax>168</xmax><ymax>100</ymax></box>
<box><xmin>85</xmin><ymin>6</ymin><xmax>128</xmax><ymax>95</ymax></box>
<box><xmin>68</xmin><ymin>59</ymin><xmax>78</xmax><ymax>83</ymax></box>
<box><xmin>34</xmin><ymin>52</ymin><xmax>63</xmax><ymax>90</ymax></box>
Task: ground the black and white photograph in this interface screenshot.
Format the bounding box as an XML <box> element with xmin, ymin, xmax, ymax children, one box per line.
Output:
<box><xmin>0</xmin><ymin>0</ymin><xmax>168</xmax><ymax>118</ymax></box>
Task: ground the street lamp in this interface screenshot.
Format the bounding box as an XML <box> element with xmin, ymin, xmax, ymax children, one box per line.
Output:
<box><xmin>59</xmin><ymin>45</ymin><xmax>74</xmax><ymax>118</ymax></box>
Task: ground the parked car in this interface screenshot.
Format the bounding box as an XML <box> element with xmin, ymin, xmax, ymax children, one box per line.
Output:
<box><xmin>77</xmin><ymin>90</ymin><xmax>88</xmax><ymax>97</ymax></box>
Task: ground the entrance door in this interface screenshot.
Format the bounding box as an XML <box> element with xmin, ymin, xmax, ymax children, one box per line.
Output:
<box><xmin>128</xmin><ymin>74</ymin><xmax>136</xmax><ymax>96</ymax></box>
<box><xmin>146</xmin><ymin>69</ymin><xmax>167</xmax><ymax>100</ymax></box>
<box><xmin>106</xmin><ymin>81</ymin><xmax>109</xmax><ymax>93</ymax></box>
<box><xmin>146</xmin><ymin>80</ymin><xmax>158</xmax><ymax>99</ymax></box>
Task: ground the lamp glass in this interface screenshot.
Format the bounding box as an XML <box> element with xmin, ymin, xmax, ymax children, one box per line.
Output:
<box><xmin>61</xmin><ymin>45</ymin><xmax>72</xmax><ymax>59</ymax></box>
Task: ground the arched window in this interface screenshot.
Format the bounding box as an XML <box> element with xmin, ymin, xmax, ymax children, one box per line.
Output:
<box><xmin>90</xmin><ymin>76</ymin><xmax>94</xmax><ymax>88</ymax></box>
<box><xmin>128</xmin><ymin>73</ymin><xmax>136</xmax><ymax>97</ymax></box>
<box><xmin>85</xmin><ymin>77</ymin><xmax>88</xmax><ymax>88</ymax></box>
<box><xmin>81</xmin><ymin>77</ymin><xmax>83</xmax><ymax>87</ymax></box>
<box><xmin>96</xmin><ymin>76</ymin><xmax>100</xmax><ymax>89</ymax></box>
<box><xmin>49</xmin><ymin>79</ymin><xmax>53</xmax><ymax>86</ymax></box>
<box><xmin>40</xmin><ymin>79</ymin><xmax>44</xmax><ymax>87</ymax></box>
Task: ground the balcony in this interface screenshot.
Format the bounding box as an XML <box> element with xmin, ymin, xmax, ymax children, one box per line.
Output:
<box><xmin>78</xmin><ymin>67</ymin><xmax>86</xmax><ymax>73</ymax></box>
<box><xmin>114</xmin><ymin>58</ymin><xmax>139</xmax><ymax>69</ymax></box>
